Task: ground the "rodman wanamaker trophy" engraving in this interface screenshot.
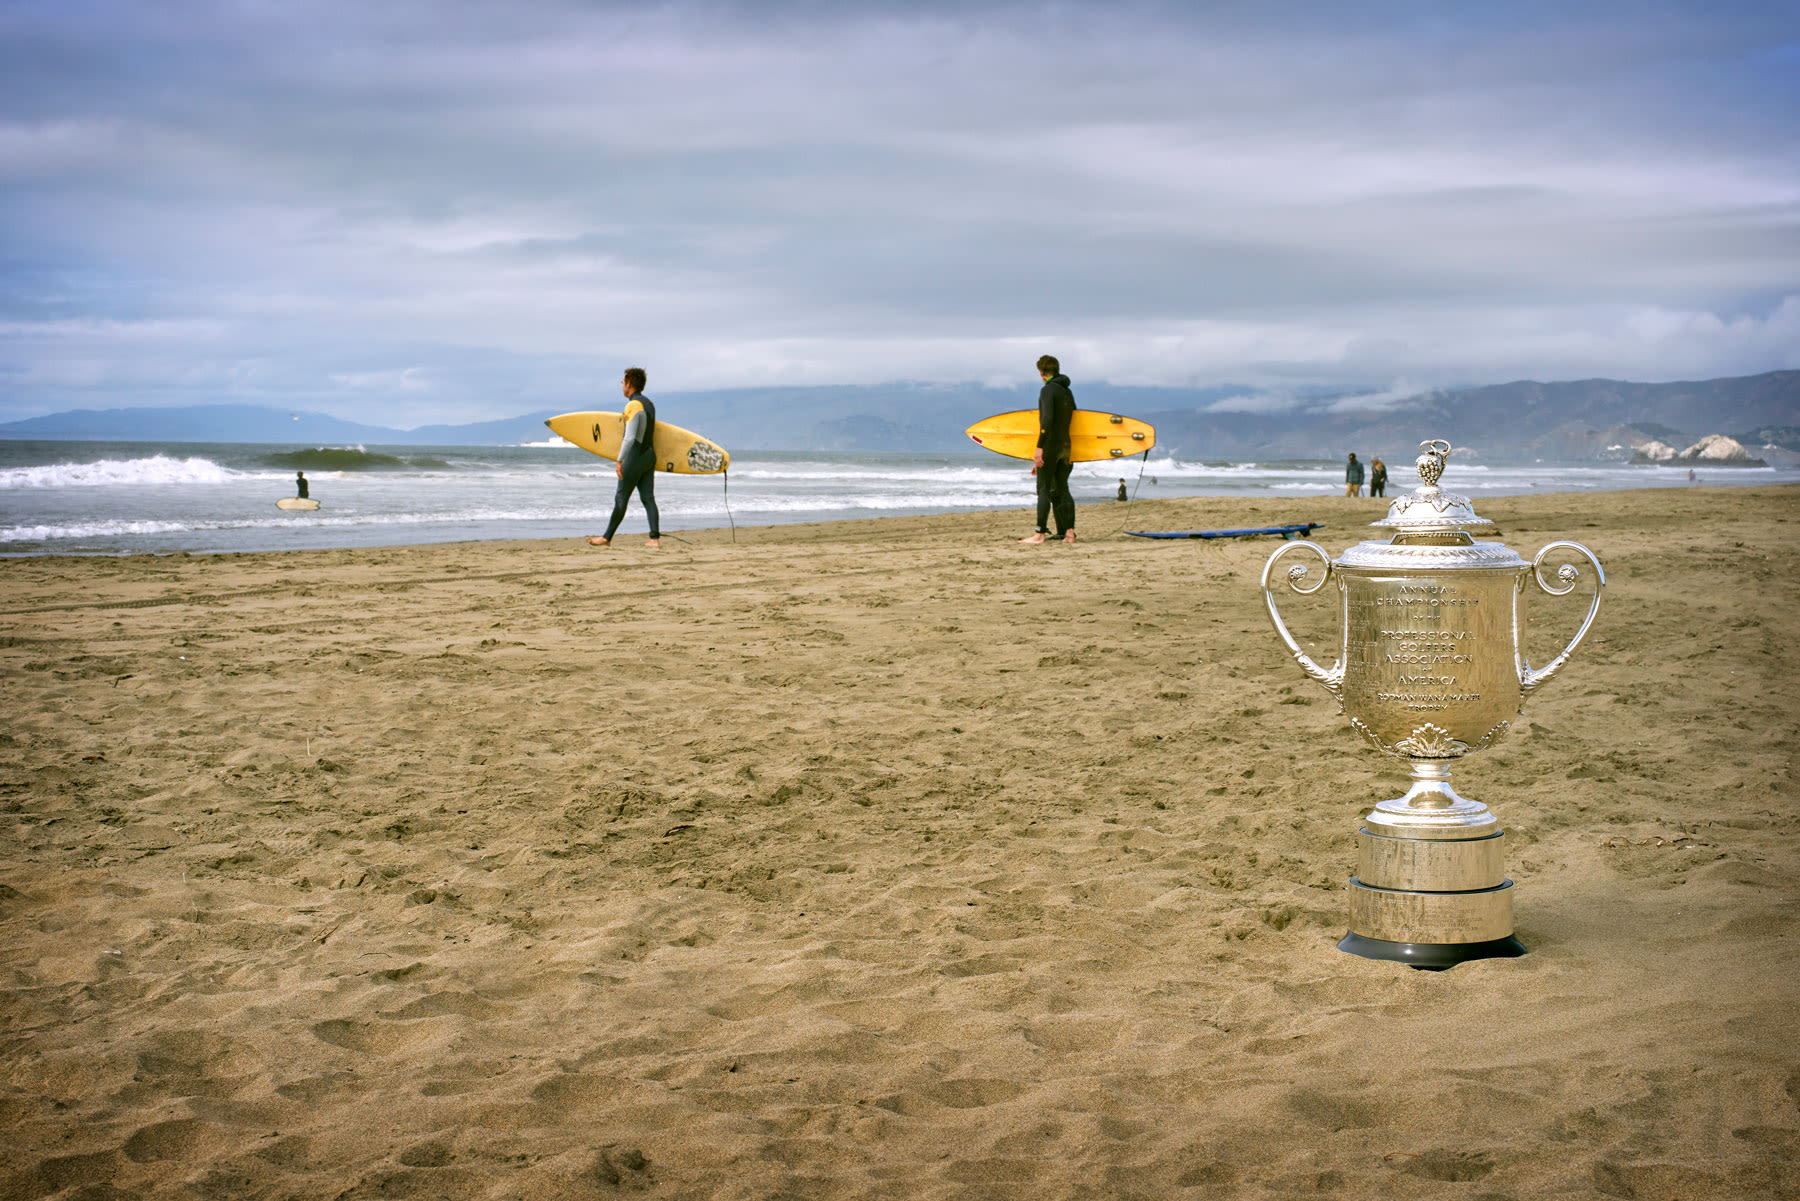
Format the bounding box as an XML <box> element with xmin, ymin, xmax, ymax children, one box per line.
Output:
<box><xmin>1261</xmin><ymin>439</ymin><xmax>1604</xmax><ymax>968</ymax></box>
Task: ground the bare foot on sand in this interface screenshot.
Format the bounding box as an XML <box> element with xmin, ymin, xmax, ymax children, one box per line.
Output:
<box><xmin>1018</xmin><ymin>532</ymin><xmax>1048</xmax><ymax>544</ymax></box>
<box><xmin>586</xmin><ymin>536</ymin><xmax>611</xmax><ymax>547</ymax></box>
<box><xmin>644</xmin><ymin>538</ymin><xmax>661</xmax><ymax>548</ymax></box>
<box><xmin>1063</xmin><ymin>530</ymin><xmax>1077</xmax><ymax>545</ymax></box>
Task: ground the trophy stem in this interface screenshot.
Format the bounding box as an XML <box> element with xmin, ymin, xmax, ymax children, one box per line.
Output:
<box><xmin>1366</xmin><ymin>760</ymin><xmax>1496</xmax><ymax>839</ymax></box>
<box><xmin>1399</xmin><ymin>761</ymin><xmax>1467</xmax><ymax>809</ymax></box>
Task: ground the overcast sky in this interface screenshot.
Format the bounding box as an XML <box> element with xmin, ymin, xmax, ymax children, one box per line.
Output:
<box><xmin>2</xmin><ymin>0</ymin><xmax>1796</xmax><ymax>425</ymax></box>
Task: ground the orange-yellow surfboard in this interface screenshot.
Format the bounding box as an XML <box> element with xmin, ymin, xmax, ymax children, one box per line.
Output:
<box><xmin>545</xmin><ymin>411</ymin><xmax>730</xmax><ymax>475</ymax></box>
<box><xmin>966</xmin><ymin>410</ymin><xmax>1155</xmax><ymax>462</ymax></box>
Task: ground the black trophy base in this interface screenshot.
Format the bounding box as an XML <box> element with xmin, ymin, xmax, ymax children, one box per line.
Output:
<box><xmin>1338</xmin><ymin>931</ymin><xmax>1526</xmax><ymax>971</ymax></box>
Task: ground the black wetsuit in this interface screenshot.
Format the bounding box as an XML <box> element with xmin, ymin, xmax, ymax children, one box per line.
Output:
<box><xmin>296</xmin><ymin>473</ymin><xmax>308</xmax><ymax>499</ymax></box>
<box><xmin>1035</xmin><ymin>374</ymin><xmax>1075</xmax><ymax>536</ymax></box>
<box><xmin>602</xmin><ymin>396</ymin><xmax>660</xmax><ymax>540</ymax></box>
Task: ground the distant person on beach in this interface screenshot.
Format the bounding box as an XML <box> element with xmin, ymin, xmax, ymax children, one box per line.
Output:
<box><xmin>1345</xmin><ymin>453</ymin><xmax>1364</xmax><ymax>497</ymax></box>
<box><xmin>1369</xmin><ymin>457</ymin><xmax>1387</xmax><ymax>498</ymax></box>
<box><xmin>1020</xmin><ymin>355</ymin><xmax>1076</xmax><ymax>545</ymax></box>
<box><xmin>1689</xmin><ymin>468</ymin><xmax>1697</xmax><ymax>483</ymax></box>
<box><xmin>587</xmin><ymin>367</ymin><xmax>661</xmax><ymax>549</ymax></box>
<box><xmin>1117</xmin><ymin>479</ymin><xmax>1128</xmax><ymax>501</ymax></box>
<box><xmin>295</xmin><ymin>471</ymin><xmax>308</xmax><ymax>500</ymax></box>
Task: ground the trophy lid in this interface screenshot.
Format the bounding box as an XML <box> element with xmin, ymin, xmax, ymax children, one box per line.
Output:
<box><xmin>1371</xmin><ymin>439</ymin><xmax>1494</xmax><ymax>534</ymax></box>
<box><xmin>1335</xmin><ymin>439</ymin><xmax>1524</xmax><ymax>569</ymax></box>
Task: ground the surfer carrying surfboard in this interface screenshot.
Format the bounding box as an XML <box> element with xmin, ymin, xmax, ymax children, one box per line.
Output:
<box><xmin>1019</xmin><ymin>355</ymin><xmax>1077</xmax><ymax>545</ymax></box>
<box><xmin>587</xmin><ymin>367</ymin><xmax>662</xmax><ymax>548</ymax></box>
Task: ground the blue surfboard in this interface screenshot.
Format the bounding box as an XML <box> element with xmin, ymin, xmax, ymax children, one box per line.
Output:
<box><xmin>1126</xmin><ymin>523</ymin><xmax>1322</xmax><ymax>541</ymax></box>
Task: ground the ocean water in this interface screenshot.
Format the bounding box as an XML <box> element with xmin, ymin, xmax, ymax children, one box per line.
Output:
<box><xmin>1</xmin><ymin>438</ymin><xmax>1793</xmax><ymax>556</ymax></box>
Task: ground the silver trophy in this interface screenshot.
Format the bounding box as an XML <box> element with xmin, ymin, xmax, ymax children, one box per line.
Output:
<box><xmin>1261</xmin><ymin>440</ymin><xmax>1604</xmax><ymax>967</ymax></box>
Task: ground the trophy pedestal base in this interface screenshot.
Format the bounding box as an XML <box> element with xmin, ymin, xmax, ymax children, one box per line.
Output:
<box><xmin>1338</xmin><ymin>931</ymin><xmax>1525</xmax><ymax>970</ymax></box>
<box><xmin>1341</xmin><ymin>819</ymin><xmax>1523</xmax><ymax>969</ymax></box>
<box><xmin>1343</xmin><ymin>874</ymin><xmax>1519</xmax><ymax>968</ymax></box>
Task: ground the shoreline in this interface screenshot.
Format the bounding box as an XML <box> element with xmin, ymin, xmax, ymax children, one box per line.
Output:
<box><xmin>6</xmin><ymin>434</ymin><xmax>1797</xmax><ymax>558</ymax></box>
<box><xmin>3</xmin><ymin>485</ymin><xmax>1797</xmax><ymax>1198</ymax></box>
<box><xmin>5</xmin><ymin>481</ymin><xmax>1795</xmax><ymax>563</ymax></box>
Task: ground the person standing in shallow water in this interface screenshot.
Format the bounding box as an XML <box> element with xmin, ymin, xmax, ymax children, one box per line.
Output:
<box><xmin>587</xmin><ymin>367</ymin><xmax>661</xmax><ymax>548</ymax></box>
<box><xmin>295</xmin><ymin>471</ymin><xmax>308</xmax><ymax>500</ymax></box>
<box><xmin>1020</xmin><ymin>355</ymin><xmax>1076</xmax><ymax>545</ymax></box>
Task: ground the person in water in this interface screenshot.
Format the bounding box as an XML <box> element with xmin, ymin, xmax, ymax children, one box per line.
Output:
<box><xmin>295</xmin><ymin>471</ymin><xmax>309</xmax><ymax>500</ymax></box>
<box><xmin>1020</xmin><ymin>355</ymin><xmax>1076</xmax><ymax>545</ymax></box>
<box><xmin>587</xmin><ymin>367</ymin><xmax>661</xmax><ymax>548</ymax></box>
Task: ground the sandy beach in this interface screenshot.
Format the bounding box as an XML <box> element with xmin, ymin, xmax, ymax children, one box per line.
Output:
<box><xmin>2</xmin><ymin>485</ymin><xmax>1796</xmax><ymax>1200</ymax></box>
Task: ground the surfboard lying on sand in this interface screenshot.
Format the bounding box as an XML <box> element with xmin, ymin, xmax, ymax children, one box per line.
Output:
<box><xmin>545</xmin><ymin>411</ymin><xmax>730</xmax><ymax>475</ymax></box>
<box><xmin>1127</xmin><ymin>523</ymin><xmax>1323</xmax><ymax>541</ymax></box>
<box><xmin>966</xmin><ymin>410</ymin><xmax>1156</xmax><ymax>462</ymax></box>
<box><xmin>276</xmin><ymin>497</ymin><xmax>320</xmax><ymax>511</ymax></box>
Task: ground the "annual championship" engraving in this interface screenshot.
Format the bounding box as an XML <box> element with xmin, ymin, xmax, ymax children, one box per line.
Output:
<box><xmin>1363</xmin><ymin>581</ymin><xmax>1485</xmax><ymax>709</ymax></box>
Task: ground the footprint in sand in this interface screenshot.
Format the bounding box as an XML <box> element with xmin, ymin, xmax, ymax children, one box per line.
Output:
<box><xmin>939</xmin><ymin>953</ymin><xmax>1022</xmax><ymax>978</ymax></box>
<box><xmin>309</xmin><ymin>1018</ymin><xmax>439</xmax><ymax>1055</ymax></box>
<box><xmin>34</xmin><ymin>1150</ymin><xmax>119</xmax><ymax>1192</ymax></box>
<box><xmin>530</xmin><ymin>1073</ymin><xmax>632</xmax><ymax>1110</ymax></box>
<box><xmin>377</xmin><ymin>991</ymin><xmax>510</xmax><ymax>1021</ymax></box>
<box><xmin>1397</xmin><ymin>1148</ymin><xmax>1496</xmax><ymax>1182</ymax></box>
<box><xmin>1021</xmin><ymin>1017</ymin><xmax>1122</xmax><ymax>1054</ymax></box>
<box><xmin>1286</xmin><ymin>1088</ymin><xmax>1384</xmax><ymax>1131</ymax></box>
<box><xmin>123</xmin><ymin>1118</ymin><xmax>225</xmax><ymax>1163</ymax></box>
<box><xmin>592</xmin><ymin>1145</ymin><xmax>652</xmax><ymax>1188</ymax></box>
<box><xmin>132</xmin><ymin>1029</ymin><xmax>261</xmax><ymax>1096</ymax></box>
<box><xmin>274</xmin><ymin>1072</ymin><xmax>360</xmax><ymax>1103</ymax></box>
<box><xmin>398</xmin><ymin>1139</ymin><xmax>455</xmax><ymax>1167</ymax></box>
<box><xmin>917</xmin><ymin>1078</ymin><xmax>1025</xmax><ymax>1109</ymax></box>
<box><xmin>256</xmin><ymin>1134</ymin><xmax>315</xmax><ymax>1169</ymax></box>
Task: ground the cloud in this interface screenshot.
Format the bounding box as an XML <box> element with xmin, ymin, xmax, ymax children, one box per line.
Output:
<box><xmin>1205</xmin><ymin>391</ymin><xmax>1308</xmax><ymax>416</ymax></box>
<box><xmin>328</xmin><ymin>367</ymin><xmax>436</xmax><ymax>392</ymax></box>
<box><xmin>0</xmin><ymin>0</ymin><xmax>1796</xmax><ymax>422</ymax></box>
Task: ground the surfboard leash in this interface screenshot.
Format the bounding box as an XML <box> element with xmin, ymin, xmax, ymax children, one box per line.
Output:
<box><xmin>1081</xmin><ymin>449</ymin><xmax>1152</xmax><ymax>541</ymax></box>
<box><xmin>651</xmin><ymin>470</ymin><xmax>734</xmax><ymax>547</ymax></box>
<box><xmin>723</xmin><ymin>467</ymin><xmax>737</xmax><ymax>543</ymax></box>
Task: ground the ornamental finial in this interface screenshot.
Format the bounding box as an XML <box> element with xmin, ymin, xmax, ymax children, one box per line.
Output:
<box><xmin>1415</xmin><ymin>439</ymin><xmax>1452</xmax><ymax>489</ymax></box>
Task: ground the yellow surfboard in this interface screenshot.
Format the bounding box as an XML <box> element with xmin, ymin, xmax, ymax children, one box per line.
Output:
<box><xmin>276</xmin><ymin>497</ymin><xmax>320</xmax><ymax>511</ymax></box>
<box><xmin>966</xmin><ymin>409</ymin><xmax>1156</xmax><ymax>462</ymax></box>
<box><xmin>546</xmin><ymin>410</ymin><xmax>730</xmax><ymax>475</ymax></box>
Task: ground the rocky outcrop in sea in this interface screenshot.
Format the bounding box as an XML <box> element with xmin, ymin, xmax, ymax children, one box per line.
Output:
<box><xmin>1631</xmin><ymin>434</ymin><xmax>1767</xmax><ymax>466</ymax></box>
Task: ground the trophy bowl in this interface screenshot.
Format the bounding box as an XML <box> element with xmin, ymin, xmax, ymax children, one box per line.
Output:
<box><xmin>1261</xmin><ymin>440</ymin><xmax>1604</xmax><ymax>967</ymax></box>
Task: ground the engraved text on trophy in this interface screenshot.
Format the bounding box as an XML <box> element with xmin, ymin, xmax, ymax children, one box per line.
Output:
<box><xmin>1342</xmin><ymin>574</ymin><xmax>1520</xmax><ymax>750</ymax></box>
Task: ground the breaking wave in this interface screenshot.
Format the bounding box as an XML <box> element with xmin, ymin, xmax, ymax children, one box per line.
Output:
<box><xmin>0</xmin><ymin>455</ymin><xmax>253</xmax><ymax>489</ymax></box>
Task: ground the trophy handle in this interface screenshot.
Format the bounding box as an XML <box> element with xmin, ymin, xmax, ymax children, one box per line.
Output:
<box><xmin>1260</xmin><ymin>540</ymin><xmax>1343</xmax><ymax>698</ymax></box>
<box><xmin>1520</xmin><ymin>540</ymin><xmax>1606</xmax><ymax>696</ymax></box>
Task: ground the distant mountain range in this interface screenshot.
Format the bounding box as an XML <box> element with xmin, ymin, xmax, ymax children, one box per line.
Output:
<box><xmin>2</xmin><ymin>370</ymin><xmax>1795</xmax><ymax>462</ymax></box>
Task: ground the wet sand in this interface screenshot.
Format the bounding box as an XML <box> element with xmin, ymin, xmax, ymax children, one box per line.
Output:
<box><xmin>2</xmin><ymin>486</ymin><xmax>1797</xmax><ymax>1200</ymax></box>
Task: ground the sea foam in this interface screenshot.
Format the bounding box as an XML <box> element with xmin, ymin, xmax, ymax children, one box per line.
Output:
<box><xmin>0</xmin><ymin>455</ymin><xmax>249</xmax><ymax>489</ymax></box>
